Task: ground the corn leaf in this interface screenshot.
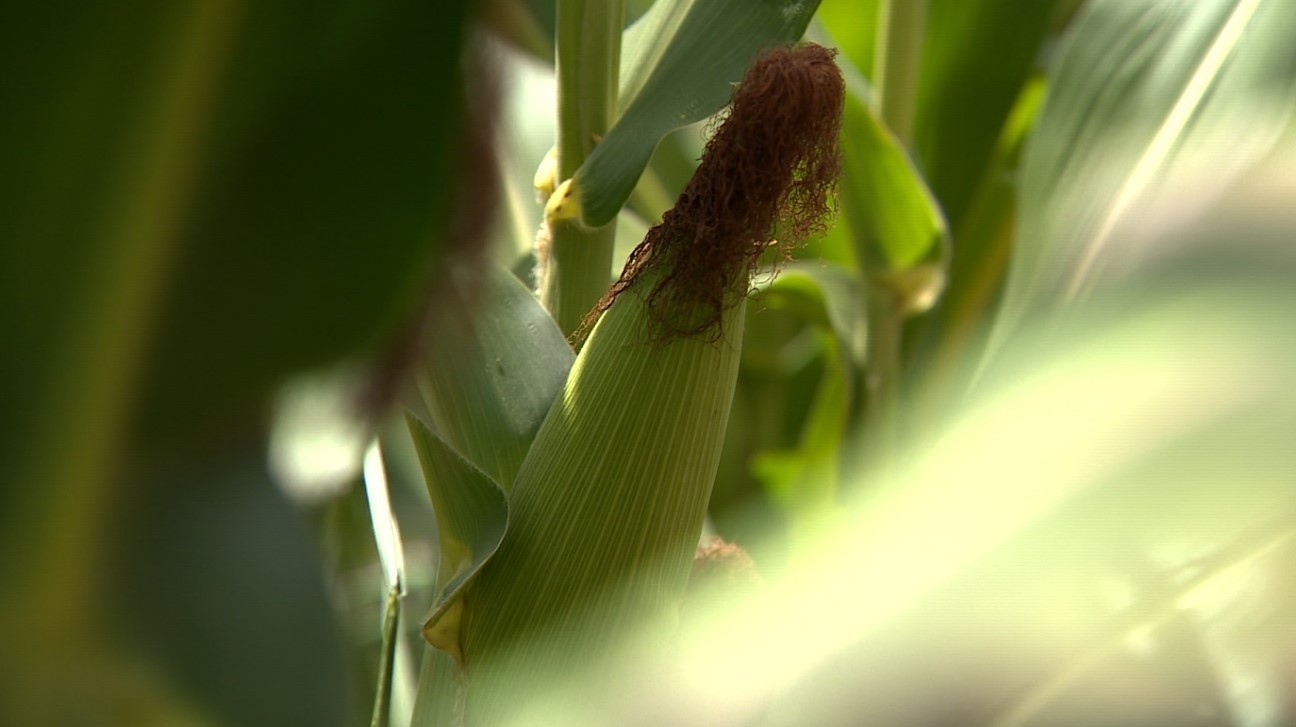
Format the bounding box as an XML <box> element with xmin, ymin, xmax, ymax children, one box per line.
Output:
<box><xmin>458</xmin><ymin>280</ymin><xmax>747</xmax><ymax>721</ymax></box>
<box><xmin>996</xmin><ymin>0</ymin><xmax>1296</xmax><ymax>340</ymax></box>
<box><xmin>1</xmin><ymin>2</ymin><xmax>472</xmax><ymax>722</ymax></box>
<box><xmin>913</xmin><ymin>0</ymin><xmax>1059</xmax><ymax>231</ymax></box>
<box><xmin>410</xmin><ymin>644</ymin><xmax>462</xmax><ymax>727</ymax></box>
<box><xmin>755</xmin><ymin>261</ymin><xmax>868</xmax><ymax>368</ymax></box>
<box><xmin>574</xmin><ymin>0</ymin><xmax>822</xmax><ymax>227</ymax></box>
<box><xmin>814</xmin><ymin>0</ymin><xmax>880</xmax><ymax>81</ymax></box>
<box><xmin>839</xmin><ymin>78</ymin><xmax>950</xmax><ymax>308</ymax></box>
<box><xmin>415</xmin><ymin>263</ymin><xmax>574</xmax><ymax>490</ymax></box>
<box><xmin>406</xmin><ymin>416</ymin><xmax>508</xmax><ymax>664</ymax></box>
<box><xmin>748</xmin><ymin>262</ymin><xmax>865</xmax><ymax>528</ymax></box>
<box><xmin>490</xmin><ymin>254</ymin><xmax>1296</xmax><ymax>724</ymax></box>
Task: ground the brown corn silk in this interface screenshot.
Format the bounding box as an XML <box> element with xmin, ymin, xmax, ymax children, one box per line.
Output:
<box><xmin>583</xmin><ymin>43</ymin><xmax>844</xmax><ymax>341</ymax></box>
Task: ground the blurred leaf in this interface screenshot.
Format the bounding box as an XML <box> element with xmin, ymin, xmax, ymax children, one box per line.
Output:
<box><xmin>107</xmin><ymin>435</ymin><xmax>356</xmax><ymax>726</ymax></box>
<box><xmin>415</xmin><ymin>263</ymin><xmax>575</xmax><ymax>490</ymax></box>
<box><xmin>907</xmin><ymin>78</ymin><xmax>1045</xmax><ymax>422</ymax></box>
<box><xmin>360</xmin><ymin>442</ymin><xmax>415</xmax><ymax>727</ymax></box>
<box><xmin>756</xmin><ymin>261</ymin><xmax>868</xmax><ymax>368</ymax></box>
<box><xmin>0</xmin><ymin>1</ymin><xmax>473</xmax><ymax>721</ymax></box>
<box><xmin>494</xmin><ymin>243</ymin><xmax>1296</xmax><ymax>725</ymax></box>
<box><xmin>839</xmin><ymin>74</ymin><xmax>950</xmax><ymax>312</ymax></box>
<box><xmin>574</xmin><ymin>0</ymin><xmax>822</xmax><ymax>227</ymax></box>
<box><xmin>815</xmin><ymin>0</ymin><xmax>880</xmax><ymax>81</ymax></box>
<box><xmin>370</xmin><ymin>585</ymin><xmax>402</xmax><ymax>727</ymax></box>
<box><xmin>750</xmin><ymin>331</ymin><xmax>848</xmax><ymax>531</ymax></box>
<box><xmin>405</xmin><ymin>416</ymin><xmax>508</xmax><ymax>665</ymax></box>
<box><xmin>130</xmin><ymin>2</ymin><xmax>478</xmax><ymax>451</ymax></box>
<box><xmin>841</xmin><ymin>87</ymin><xmax>949</xmax><ymax>272</ymax></box>
<box><xmin>996</xmin><ymin>0</ymin><xmax>1296</xmax><ymax>339</ymax></box>
<box><xmin>748</xmin><ymin>263</ymin><xmax>863</xmax><ymax>540</ymax></box>
<box><xmin>913</xmin><ymin>0</ymin><xmax>1059</xmax><ymax>231</ymax></box>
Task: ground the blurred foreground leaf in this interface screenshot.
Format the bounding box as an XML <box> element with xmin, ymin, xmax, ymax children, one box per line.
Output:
<box><xmin>1</xmin><ymin>1</ymin><xmax>474</xmax><ymax>722</ymax></box>
<box><xmin>497</xmin><ymin>221</ymin><xmax>1296</xmax><ymax>724</ymax></box>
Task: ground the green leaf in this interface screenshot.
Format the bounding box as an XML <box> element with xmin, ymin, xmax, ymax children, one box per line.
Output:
<box><xmin>749</xmin><ymin>330</ymin><xmax>849</xmax><ymax>525</ymax></box>
<box><xmin>484</xmin><ymin>246</ymin><xmax>1296</xmax><ymax>724</ymax></box>
<box><xmin>756</xmin><ymin>261</ymin><xmax>868</xmax><ymax>368</ymax></box>
<box><xmin>573</xmin><ymin>0</ymin><xmax>823</xmax><ymax>227</ymax></box>
<box><xmin>748</xmin><ymin>262</ymin><xmax>863</xmax><ymax>535</ymax></box>
<box><xmin>410</xmin><ymin>645</ymin><xmax>463</xmax><ymax>727</ymax></box>
<box><xmin>1</xmin><ymin>1</ymin><xmax>472</xmax><ymax>722</ymax></box>
<box><xmin>406</xmin><ymin>416</ymin><xmax>508</xmax><ymax>666</ymax></box>
<box><xmin>839</xmin><ymin>75</ymin><xmax>950</xmax><ymax>309</ymax></box>
<box><xmin>370</xmin><ymin>585</ymin><xmax>402</xmax><ymax>727</ymax></box>
<box><xmin>905</xmin><ymin>77</ymin><xmax>1046</xmax><ymax>423</ymax></box>
<box><xmin>913</xmin><ymin>0</ymin><xmax>1060</xmax><ymax>231</ymax></box>
<box><xmin>814</xmin><ymin>0</ymin><xmax>881</xmax><ymax>81</ymax></box>
<box><xmin>996</xmin><ymin>0</ymin><xmax>1296</xmax><ymax>339</ymax></box>
<box><xmin>415</xmin><ymin>263</ymin><xmax>575</xmax><ymax>491</ymax></box>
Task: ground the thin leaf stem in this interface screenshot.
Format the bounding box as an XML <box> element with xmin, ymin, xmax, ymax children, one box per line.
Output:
<box><xmin>862</xmin><ymin>288</ymin><xmax>904</xmax><ymax>479</ymax></box>
<box><xmin>858</xmin><ymin>0</ymin><xmax>926</xmax><ymax>474</ymax></box>
<box><xmin>540</xmin><ymin>0</ymin><xmax>624</xmax><ymax>335</ymax></box>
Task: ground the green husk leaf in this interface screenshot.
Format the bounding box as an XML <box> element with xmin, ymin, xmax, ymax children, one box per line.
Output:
<box><xmin>574</xmin><ymin>0</ymin><xmax>823</xmax><ymax>227</ymax></box>
<box><xmin>415</xmin><ymin>263</ymin><xmax>574</xmax><ymax>490</ymax></box>
<box><xmin>406</xmin><ymin>416</ymin><xmax>508</xmax><ymax>666</ymax></box>
<box><xmin>458</xmin><ymin>281</ymin><xmax>747</xmax><ymax>722</ymax></box>
<box><xmin>410</xmin><ymin>644</ymin><xmax>463</xmax><ymax>727</ymax></box>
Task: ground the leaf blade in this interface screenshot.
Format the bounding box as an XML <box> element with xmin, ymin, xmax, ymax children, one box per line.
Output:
<box><xmin>575</xmin><ymin>0</ymin><xmax>823</xmax><ymax>227</ymax></box>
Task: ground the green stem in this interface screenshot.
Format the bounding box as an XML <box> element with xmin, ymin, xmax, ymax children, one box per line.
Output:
<box><xmin>873</xmin><ymin>0</ymin><xmax>926</xmax><ymax>145</ymax></box>
<box><xmin>854</xmin><ymin>0</ymin><xmax>926</xmax><ymax>476</ymax></box>
<box><xmin>861</xmin><ymin>288</ymin><xmax>905</xmax><ymax>479</ymax></box>
<box><xmin>370</xmin><ymin>585</ymin><xmax>402</xmax><ymax>727</ymax></box>
<box><xmin>540</xmin><ymin>0</ymin><xmax>624</xmax><ymax>336</ymax></box>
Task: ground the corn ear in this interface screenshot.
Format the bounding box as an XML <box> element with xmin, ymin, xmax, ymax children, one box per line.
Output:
<box><xmin>456</xmin><ymin>276</ymin><xmax>747</xmax><ymax>720</ymax></box>
<box><xmin>425</xmin><ymin>42</ymin><xmax>843</xmax><ymax>721</ymax></box>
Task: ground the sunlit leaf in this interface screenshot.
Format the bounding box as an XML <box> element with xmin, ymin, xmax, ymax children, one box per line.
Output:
<box><xmin>814</xmin><ymin>0</ymin><xmax>880</xmax><ymax>81</ymax></box>
<box><xmin>996</xmin><ymin>0</ymin><xmax>1296</xmax><ymax>340</ymax></box>
<box><xmin>492</xmin><ymin>249</ymin><xmax>1296</xmax><ymax>725</ymax></box>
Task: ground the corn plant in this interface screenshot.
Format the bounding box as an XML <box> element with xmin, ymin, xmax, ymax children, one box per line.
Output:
<box><xmin>7</xmin><ymin>0</ymin><xmax>1296</xmax><ymax>725</ymax></box>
